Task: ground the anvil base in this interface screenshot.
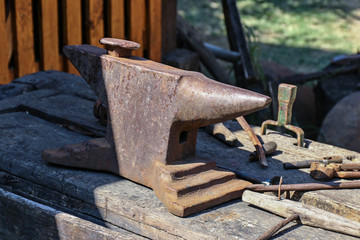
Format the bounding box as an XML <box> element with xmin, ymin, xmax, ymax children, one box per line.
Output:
<box><xmin>42</xmin><ymin>138</ymin><xmax>251</xmax><ymax>217</ymax></box>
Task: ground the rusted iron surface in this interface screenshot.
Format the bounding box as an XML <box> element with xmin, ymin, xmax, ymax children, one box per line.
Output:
<box><xmin>283</xmin><ymin>155</ymin><xmax>343</xmax><ymax>169</ymax></box>
<box><xmin>236</xmin><ymin>116</ymin><xmax>267</xmax><ymax>167</ymax></box>
<box><xmin>42</xmin><ymin>38</ymin><xmax>271</xmax><ymax>217</ymax></box>
<box><xmin>99</xmin><ymin>38</ymin><xmax>140</xmax><ymax>58</ymax></box>
<box><xmin>246</xmin><ymin>181</ymin><xmax>360</xmax><ymax>192</ymax></box>
<box><xmin>261</xmin><ymin>83</ymin><xmax>304</xmax><ymax>147</ymax></box>
<box><xmin>310</xmin><ymin>162</ymin><xmax>360</xmax><ymax>181</ymax></box>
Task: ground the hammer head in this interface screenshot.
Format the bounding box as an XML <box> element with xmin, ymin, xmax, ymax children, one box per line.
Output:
<box><xmin>310</xmin><ymin>162</ymin><xmax>337</xmax><ymax>180</ymax></box>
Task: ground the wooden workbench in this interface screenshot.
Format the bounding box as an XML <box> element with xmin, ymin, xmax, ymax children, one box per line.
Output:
<box><xmin>1</xmin><ymin>71</ymin><xmax>359</xmax><ymax>239</ymax></box>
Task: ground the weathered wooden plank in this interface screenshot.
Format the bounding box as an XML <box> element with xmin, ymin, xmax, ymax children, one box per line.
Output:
<box><xmin>129</xmin><ymin>0</ymin><xmax>146</xmax><ymax>57</ymax></box>
<box><xmin>22</xmin><ymin>94</ymin><xmax>106</xmax><ymax>136</ymax></box>
<box><xmin>85</xmin><ymin>0</ymin><xmax>104</xmax><ymax>48</ymax></box>
<box><xmin>5</xmin><ymin>2</ymin><xmax>15</xmax><ymax>83</ymax></box>
<box><xmin>161</xmin><ymin>0</ymin><xmax>177</xmax><ymax>56</ymax></box>
<box><xmin>242</xmin><ymin>190</ymin><xmax>360</xmax><ymax>238</ymax></box>
<box><xmin>40</xmin><ymin>0</ymin><xmax>61</xmax><ymax>71</ymax></box>
<box><xmin>0</xmin><ymin>188</ymin><xmax>144</xmax><ymax>240</ymax></box>
<box><xmin>0</xmin><ymin>0</ymin><xmax>10</xmax><ymax>84</ymax></box>
<box><xmin>0</xmin><ymin>71</ymin><xmax>97</xmax><ymax>114</ymax></box>
<box><xmin>0</xmin><ymin>111</ymin><xmax>354</xmax><ymax>240</ymax></box>
<box><xmin>300</xmin><ymin>189</ymin><xmax>360</xmax><ymax>223</ymax></box>
<box><xmin>107</xmin><ymin>0</ymin><xmax>125</xmax><ymax>39</ymax></box>
<box><xmin>13</xmin><ymin>0</ymin><xmax>38</xmax><ymax>77</ymax></box>
<box><xmin>148</xmin><ymin>0</ymin><xmax>162</xmax><ymax>62</ymax></box>
<box><xmin>63</xmin><ymin>0</ymin><xmax>82</xmax><ymax>75</ymax></box>
<box><xmin>1</xmin><ymin>71</ymin><xmax>360</xmax><ymax>239</ymax></box>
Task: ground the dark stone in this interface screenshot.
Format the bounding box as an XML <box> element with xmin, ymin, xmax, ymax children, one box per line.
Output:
<box><xmin>319</xmin><ymin>91</ymin><xmax>360</xmax><ymax>152</ymax></box>
<box><xmin>315</xmin><ymin>68</ymin><xmax>359</xmax><ymax>125</ymax></box>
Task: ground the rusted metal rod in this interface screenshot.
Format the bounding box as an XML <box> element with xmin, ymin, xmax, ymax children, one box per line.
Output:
<box><xmin>310</xmin><ymin>162</ymin><xmax>360</xmax><ymax>180</ymax></box>
<box><xmin>236</xmin><ymin>116</ymin><xmax>268</xmax><ymax>167</ymax></box>
<box><xmin>336</xmin><ymin>172</ymin><xmax>360</xmax><ymax>179</ymax></box>
<box><xmin>257</xmin><ymin>214</ymin><xmax>299</xmax><ymax>240</ymax></box>
<box><xmin>283</xmin><ymin>155</ymin><xmax>343</xmax><ymax>169</ymax></box>
<box><xmin>247</xmin><ymin>181</ymin><xmax>360</xmax><ymax>192</ymax></box>
<box><xmin>204</xmin><ymin>42</ymin><xmax>241</xmax><ymax>63</ymax></box>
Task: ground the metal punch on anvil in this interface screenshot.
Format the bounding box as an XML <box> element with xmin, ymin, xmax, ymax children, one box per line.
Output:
<box><xmin>42</xmin><ymin>38</ymin><xmax>271</xmax><ymax>217</ymax></box>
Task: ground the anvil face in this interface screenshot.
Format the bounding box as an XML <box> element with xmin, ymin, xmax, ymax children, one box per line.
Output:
<box><xmin>42</xmin><ymin>43</ymin><xmax>271</xmax><ymax>217</ymax></box>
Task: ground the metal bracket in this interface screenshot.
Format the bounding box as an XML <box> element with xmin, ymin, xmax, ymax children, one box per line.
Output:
<box><xmin>260</xmin><ymin>83</ymin><xmax>304</xmax><ymax>147</ymax></box>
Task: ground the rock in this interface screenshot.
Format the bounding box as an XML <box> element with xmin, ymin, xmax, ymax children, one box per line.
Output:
<box><xmin>318</xmin><ymin>91</ymin><xmax>360</xmax><ymax>152</ymax></box>
<box><xmin>315</xmin><ymin>67</ymin><xmax>359</xmax><ymax>125</ymax></box>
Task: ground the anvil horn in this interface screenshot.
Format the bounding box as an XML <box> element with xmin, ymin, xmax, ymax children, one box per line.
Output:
<box><xmin>175</xmin><ymin>74</ymin><xmax>271</xmax><ymax>125</ymax></box>
<box><xmin>44</xmin><ymin>39</ymin><xmax>272</xmax><ymax>217</ymax></box>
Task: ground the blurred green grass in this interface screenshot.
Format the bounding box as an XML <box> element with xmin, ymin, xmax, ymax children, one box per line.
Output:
<box><xmin>178</xmin><ymin>0</ymin><xmax>360</xmax><ymax>73</ymax></box>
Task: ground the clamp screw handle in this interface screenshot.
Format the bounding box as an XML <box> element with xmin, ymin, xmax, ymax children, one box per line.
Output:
<box><xmin>100</xmin><ymin>38</ymin><xmax>140</xmax><ymax>58</ymax></box>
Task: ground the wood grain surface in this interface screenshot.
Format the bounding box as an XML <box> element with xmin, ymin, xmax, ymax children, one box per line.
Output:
<box><xmin>1</xmin><ymin>71</ymin><xmax>359</xmax><ymax>239</ymax></box>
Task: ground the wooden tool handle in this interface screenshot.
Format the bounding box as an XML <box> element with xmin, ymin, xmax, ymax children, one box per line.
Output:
<box><xmin>242</xmin><ymin>190</ymin><xmax>360</xmax><ymax>238</ymax></box>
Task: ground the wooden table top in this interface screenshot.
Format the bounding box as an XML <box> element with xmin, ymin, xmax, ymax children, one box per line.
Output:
<box><xmin>1</xmin><ymin>71</ymin><xmax>359</xmax><ymax>239</ymax></box>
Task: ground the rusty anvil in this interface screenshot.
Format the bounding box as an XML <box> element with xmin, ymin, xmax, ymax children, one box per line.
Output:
<box><xmin>42</xmin><ymin>38</ymin><xmax>271</xmax><ymax>217</ymax></box>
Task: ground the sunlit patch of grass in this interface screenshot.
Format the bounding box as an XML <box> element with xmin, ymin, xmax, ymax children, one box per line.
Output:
<box><xmin>178</xmin><ymin>0</ymin><xmax>360</xmax><ymax>73</ymax></box>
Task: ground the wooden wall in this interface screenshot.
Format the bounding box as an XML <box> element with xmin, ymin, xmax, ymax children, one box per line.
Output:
<box><xmin>0</xmin><ymin>0</ymin><xmax>176</xmax><ymax>84</ymax></box>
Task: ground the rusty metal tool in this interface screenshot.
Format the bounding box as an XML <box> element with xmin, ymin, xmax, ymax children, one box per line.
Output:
<box><xmin>42</xmin><ymin>38</ymin><xmax>271</xmax><ymax>217</ymax></box>
<box><xmin>236</xmin><ymin>116</ymin><xmax>267</xmax><ymax>167</ymax></box>
<box><xmin>260</xmin><ymin>84</ymin><xmax>304</xmax><ymax>147</ymax></box>
<box><xmin>243</xmin><ymin>190</ymin><xmax>360</xmax><ymax>238</ymax></box>
<box><xmin>246</xmin><ymin>180</ymin><xmax>360</xmax><ymax>192</ymax></box>
<box><xmin>283</xmin><ymin>155</ymin><xmax>343</xmax><ymax>169</ymax></box>
<box><xmin>310</xmin><ymin>162</ymin><xmax>360</xmax><ymax>181</ymax></box>
<box><xmin>249</xmin><ymin>141</ymin><xmax>277</xmax><ymax>162</ymax></box>
<box><xmin>257</xmin><ymin>214</ymin><xmax>299</xmax><ymax>240</ymax></box>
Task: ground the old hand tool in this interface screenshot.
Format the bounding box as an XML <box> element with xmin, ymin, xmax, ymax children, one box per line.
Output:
<box><xmin>42</xmin><ymin>38</ymin><xmax>271</xmax><ymax>217</ymax></box>
<box><xmin>246</xmin><ymin>180</ymin><xmax>360</xmax><ymax>192</ymax></box>
<box><xmin>310</xmin><ymin>162</ymin><xmax>360</xmax><ymax>181</ymax></box>
<box><xmin>249</xmin><ymin>141</ymin><xmax>277</xmax><ymax>162</ymax></box>
<box><xmin>283</xmin><ymin>155</ymin><xmax>342</xmax><ymax>169</ymax></box>
<box><xmin>236</xmin><ymin>116</ymin><xmax>268</xmax><ymax>167</ymax></box>
<box><xmin>260</xmin><ymin>84</ymin><xmax>304</xmax><ymax>147</ymax></box>
<box><xmin>243</xmin><ymin>190</ymin><xmax>360</xmax><ymax>238</ymax></box>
